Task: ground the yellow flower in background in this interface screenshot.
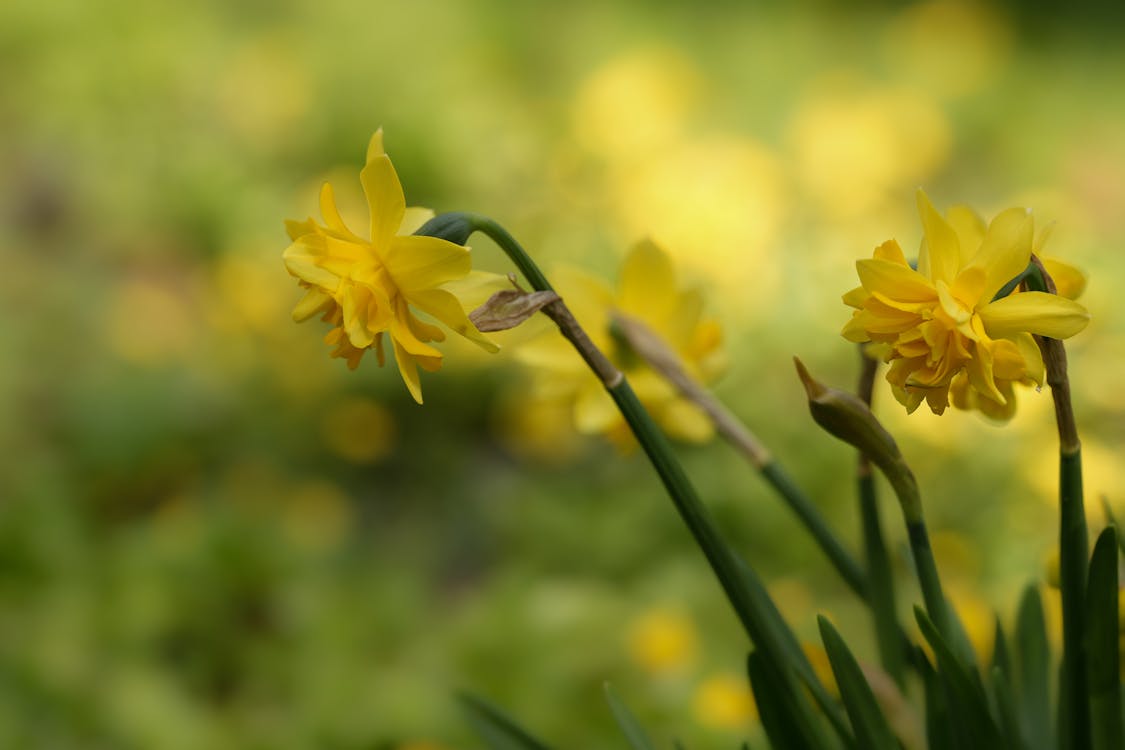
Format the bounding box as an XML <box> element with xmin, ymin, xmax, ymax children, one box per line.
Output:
<box><xmin>691</xmin><ymin>673</ymin><xmax>757</xmax><ymax>729</ymax></box>
<box><xmin>283</xmin><ymin>130</ymin><xmax>497</xmax><ymax>403</ymax></box>
<box><xmin>843</xmin><ymin>190</ymin><xmax>1089</xmax><ymax>420</ymax></box>
<box><xmin>626</xmin><ymin>608</ymin><xmax>698</xmax><ymax>677</ymax></box>
<box><xmin>517</xmin><ymin>239</ymin><xmax>725</xmax><ymax>444</ymax></box>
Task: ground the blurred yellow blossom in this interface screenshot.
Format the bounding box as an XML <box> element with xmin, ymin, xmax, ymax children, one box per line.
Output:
<box><xmin>692</xmin><ymin>673</ymin><xmax>757</xmax><ymax>729</ymax></box>
<box><xmin>843</xmin><ymin>190</ymin><xmax>1089</xmax><ymax>420</ymax></box>
<box><xmin>789</xmin><ymin>80</ymin><xmax>950</xmax><ymax>219</ymax></box>
<box><xmin>283</xmin><ymin>130</ymin><xmax>497</xmax><ymax>403</ymax></box>
<box><xmin>320</xmin><ymin>396</ymin><xmax>396</xmax><ymax>464</ymax></box>
<box><xmin>625</xmin><ymin>608</ymin><xmax>698</xmax><ymax>677</ymax></box>
<box><xmin>516</xmin><ymin>239</ymin><xmax>725</xmax><ymax>444</ymax></box>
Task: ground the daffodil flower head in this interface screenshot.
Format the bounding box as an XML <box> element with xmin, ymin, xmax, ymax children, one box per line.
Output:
<box><xmin>283</xmin><ymin>131</ymin><xmax>497</xmax><ymax>403</ymax></box>
<box><xmin>517</xmin><ymin>239</ymin><xmax>725</xmax><ymax>444</ymax></box>
<box><xmin>842</xmin><ymin>190</ymin><xmax>1089</xmax><ymax>420</ymax></box>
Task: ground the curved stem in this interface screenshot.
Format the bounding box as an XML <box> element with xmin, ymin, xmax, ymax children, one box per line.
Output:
<box><xmin>467</xmin><ymin>215</ymin><xmax>847</xmax><ymax>745</ymax></box>
<box><xmin>1028</xmin><ymin>256</ymin><xmax>1090</xmax><ymax>750</ymax></box>
<box><xmin>610</xmin><ymin>312</ymin><xmax>869</xmax><ymax>601</ymax></box>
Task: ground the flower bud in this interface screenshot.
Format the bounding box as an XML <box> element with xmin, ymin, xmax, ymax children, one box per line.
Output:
<box><xmin>794</xmin><ymin>357</ymin><xmax>917</xmax><ymax>506</ymax></box>
<box><xmin>414</xmin><ymin>211</ymin><xmax>475</xmax><ymax>246</ymax></box>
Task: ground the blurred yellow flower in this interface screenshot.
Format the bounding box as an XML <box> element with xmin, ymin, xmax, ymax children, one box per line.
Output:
<box><xmin>283</xmin><ymin>130</ymin><xmax>497</xmax><ymax>403</ymax></box>
<box><xmin>843</xmin><ymin>190</ymin><xmax>1089</xmax><ymax>420</ymax></box>
<box><xmin>517</xmin><ymin>239</ymin><xmax>725</xmax><ymax>444</ymax></box>
<box><xmin>691</xmin><ymin>674</ymin><xmax>757</xmax><ymax>729</ymax></box>
<box><xmin>625</xmin><ymin>608</ymin><xmax>698</xmax><ymax>676</ymax></box>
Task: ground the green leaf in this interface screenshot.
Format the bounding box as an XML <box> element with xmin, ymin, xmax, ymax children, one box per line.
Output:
<box><xmin>603</xmin><ymin>683</ymin><xmax>656</xmax><ymax>750</ymax></box>
<box><xmin>817</xmin><ymin>616</ymin><xmax>899</xmax><ymax>750</ymax></box>
<box><xmin>919</xmin><ymin>654</ymin><xmax>957</xmax><ymax>750</ymax></box>
<box><xmin>458</xmin><ymin>692</ymin><xmax>553</xmax><ymax>750</ymax></box>
<box><xmin>1013</xmin><ymin>585</ymin><xmax>1051</xmax><ymax>750</ymax></box>
<box><xmin>1086</xmin><ymin>527</ymin><xmax>1123</xmax><ymax>750</ymax></box>
<box><xmin>747</xmin><ymin>651</ymin><xmax>821</xmax><ymax>750</ymax></box>
<box><xmin>1100</xmin><ymin>498</ymin><xmax>1125</xmax><ymax>558</ymax></box>
<box><xmin>992</xmin><ymin>615</ymin><xmax>1012</xmax><ymax>684</ymax></box>
<box><xmin>733</xmin><ymin>559</ymin><xmax>852</xmax><ymax>747</ymax></box>
<box><xmin>914</xmin><ymin>607</ymin><xmax>1002</xmax><ymax>748</ymax></box>
<box><xmin>857</xmin><ymin>470</ymin><xmax>907</xmax><ymax>686</ymax></box>
<box><xmin>990</xmin><ymin>665</ymin><xmax>1025</xmax><ymax>749</ymax></box>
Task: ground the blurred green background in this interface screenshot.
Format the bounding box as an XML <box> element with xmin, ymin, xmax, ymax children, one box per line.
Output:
<box><xmin>2</xmin><ymin>0</ymin><xmax>1124</xmax><ymax>747</ymax></box>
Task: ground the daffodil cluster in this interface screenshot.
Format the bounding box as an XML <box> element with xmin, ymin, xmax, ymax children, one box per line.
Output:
<box><xmin>517</xmin><ymin>239</ymin><xmax>725</xmax><ymax>443</ymax></box>
<box><xmin>843</xmin><ymin>191</ymin><xmax>1089</xmax><ymax>420</ymax></box>
<box><xmin>283</xmin><ymin>131</ymin><xmax>496</xmax><ymax>403</ymax></box>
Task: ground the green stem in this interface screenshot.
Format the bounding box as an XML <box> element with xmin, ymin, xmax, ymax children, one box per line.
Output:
<box><xmin>1027</xmin><ymin>256</ymin><xmax>1090</xmax><ymax>750</ymax></box>
<box><xmin>760</xmin><ymin>461</ymin><xmax>869</xmax><ymax>600</ymax></box>
<box><xmin>856</xmin><ymin>352</ymin><xmax>905</xmax><ymax>686</ymax></box>
<box><xmin>610</xmin><ymin>312</ymin><xmax>869</xmax><ymax>601</ymax></box>
<box><xmin>467</xmin><ymin>215</ymin><xmax>846</xmax><ymax>746</ymax></box>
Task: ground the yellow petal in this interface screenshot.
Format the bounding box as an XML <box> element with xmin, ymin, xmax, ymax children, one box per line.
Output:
<box><xmin>842</xmin><ymin>286</ymin><xmax>869</xmax><ymax>308</ymax></box>
<box><xmin>873</xmin><ymin>239</ymin><xmax>908</xmax><ymax>265</ymax></box>
<box><xmin>391</xmin><ymin>338</ymin><xmax>424</xmax><ymax>404</ymax></box>
<box><xmin>285</xmin><ymin>217</ymin><xmax>318</xmax><ymax>241</ymax></box>
<box><xmin>389</xmin><ymin>297</ymin><xmax>443</xmax><ymax>359</ymax></box>
<box><xmin>283</xmin><ymin>235</ymin><xmax>341</xmax><ymax>290</ymax></box>
<box><xmin>342</xmin><ymin>286</ymin><xmax>376</xmax><ymax>348</ymax></box>
<box><xmin>944</xmin><ymin>205</ymin><xmax>986</xmax><ymax>266</ymax></box>
<box><xmin>978</xmin><ymin>292</ymin><xmax>1090</xmax><ymax>339</ymax></box>
<box><xmin>319</xmin><ymin>183</ymin><xmax>363</xmax><ymax>242</ymax></box>
<box><xmin>360</xmin><ymin>154</ymin><xmax>406</xmax><ymax>247</ymax></box>
<box><xmin>400</xmin><ymin>206</ymin><xmax>436</xmax><ymax>236</ymax></box>
<box><xmin>963</xmin><ymin>206</ymin><xmax>1033</xmax><ymax>304</ymax></box>
<box><xmin>660</xmin><ymin>399</ymin><xmax>714</xmax><ymax>443</ymax></box>
<box><xmin>366</xmin><ymin>129</ymin><xmax>386</xmax><ymax>164</ymax></box>
<box><xmin>574</xmin><ymin>381</ymin><xmax>619</xmax><ymax>433</ymax></box>
<box><xmin>965</xmin><ymin>340</ymin><xmax>1005</xmax><ymax>404</ymax></box>
<box><xmin>1042</xmin><ymin>257</ymin><xmax>1087</xmax><ymax>301</ymax></box>
<box><xmin>1010</xmin><ymin>331</ymin><xmax>1045</xmax><ymax>386</ymax></box>
<box><xmin>916</xmin><ymin>190</ymin><xmax>961</xmax><ymax>285</ymax></box>
<box><xmin>856</xmin><ymin>258</ymin><xmax>937</xmax><ymax>303</ymax></box>
<box><xmin>382</xmin><ymin>235</ymin><xmax>471</xmax><ymax>293</ymax></box>
<box><xmin>407</xmin><ymin>287</ymin><xmax>500</xmax><ymax>353</ymax></box>
<box><xmin>618</xmin><ymin>238</ymin><xmax>678</xmax><ymax>325</ymax></box>
<box><xmin>292</xmin><ymin>286</ymin><xmax>334</xmax><ymax>322</ymax></box>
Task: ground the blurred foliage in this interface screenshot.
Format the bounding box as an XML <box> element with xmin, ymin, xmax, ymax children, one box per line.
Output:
<box><xmin>1</xmin><ymin>0</ymin><xmax>1124</xmax><ymax>747</ymax></box>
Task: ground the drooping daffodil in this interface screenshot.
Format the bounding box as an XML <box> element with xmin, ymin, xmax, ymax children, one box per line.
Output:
<box><xmin>283</xmin><ymin>131</ymin><xmax>497</xmax><ymax>403</ymax></box>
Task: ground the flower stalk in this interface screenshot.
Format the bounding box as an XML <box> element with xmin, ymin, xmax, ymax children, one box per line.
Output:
<box><xmin>1027</xmin><ymin>256</ymin><xmax>1090</xmax><ymax>750</ymax></box>
<box><xmin>795</xmin><ymin>359</ymin><xmax>975</xmax><ymax>669</ymax></box>
<box><xmin>439</xmin><ymin>212</ymin><xmax>847</xmax><ymax>744</ymax></box>
<box><xmin>856</xmin><ymin>350</ymin><xmax>906</xmax><ymax>686</ymax></box>
<box><xmin>610</xmin><ymin>312</ymin><xmax>870</xmax><ymax>602</ymax></box>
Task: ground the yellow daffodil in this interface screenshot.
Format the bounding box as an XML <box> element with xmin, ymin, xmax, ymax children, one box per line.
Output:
<box><xmin>516</xmin><ymin>239</ymin><xmax>725</xmax><ymax>444</ymax></box>
<box><xmin>283</xmin><ymin>131</ymin><xmax>497</xmax><ymax>403</ymax></box>
<box><xmin>843</xmin><ymin>190</ymin><xmax>1089</xmax><ymax>419</ymax></box>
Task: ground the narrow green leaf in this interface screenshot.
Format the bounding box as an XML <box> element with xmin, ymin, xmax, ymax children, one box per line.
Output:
<box><xmin>817</xmin><ymin>616</ymin><xmax>899</xmax><ymax>750</ymax></box>
<box><xmin>857</xmin><ymin>469</ymin><xmax>906</xmax><ymax>686</ymax></box>
<box><xmin>1100</xmin><ymin>498</ymin><xmax>1125</xmax><ymax>558</ymax></box>
<box><xmin>747</xmin><ymin>651</ymin><xmax>816</xmax><ymax>750</ymax></box>
<box><xmin>603</xmin><ymin>683</ymin><xmax>656</xmax><ymax>750</ymax></box>
<box><xmin>1057</xmin><ymin>448</ymin><xmax>1090</xmax><ymax>750</ymax></box>
<box><xmin>1013</xmin><ymin>585</ymin><xmax>1051</xmax><ymax>750</ymax></box>
<box><xmin>733</xmin><ymin>559</ymin><xmax>853</xmax><ymax>747</ymax></box>
<box><xmin>914</xmin><ymin>607</ymin><xmax>1002</xmax><ymax>748</ymax></box>
<box><xmin>991</xmin><ymin>665</ymin><xmax>1026</xmax><ymax>750</ymax></box>
<box><xmin>919</xmin><ymin>654</ymin><xmax>956</xmax><ymax>750</ymax></box>
<box><xmin>458</xmin><ymin>692</ymin><xmax>553</xmax><ymax>750</ymax></box>
<box><xmin>1086</xmin><ymin>527</ymin><xmax>1123</xmax><ymax>750</ymax></box>
<box><xmin>993</xmin><ymin>616</ymin><xmax>1012</xmax><ymax>684</ymax></box>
